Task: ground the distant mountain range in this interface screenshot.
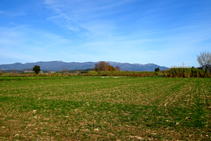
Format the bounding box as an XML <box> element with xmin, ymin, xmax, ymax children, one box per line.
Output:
<box><xmin>0</xmin><ymin>61</ymin><xmax>169</xmax><ymax>71</ymax></box>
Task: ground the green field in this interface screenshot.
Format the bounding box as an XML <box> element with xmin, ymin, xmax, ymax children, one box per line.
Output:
<box><xmin>0</xmin><ymin>76</ymin><xmax>210</xmax><ymax>140</ymax></box>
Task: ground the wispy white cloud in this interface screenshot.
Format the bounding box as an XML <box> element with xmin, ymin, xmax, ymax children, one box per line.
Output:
<box><xmin>1</xmin><ymin>0</ymin><xmax>211</xmax><ymax>67</ymax></box>
<box><xmin>0</xmin><ymin>9</ymin><xmax>26</xmax><ymax>17</ymax></box>
<box><xmin>44</xmin><ymin>0</ymin><xmax>134</xmax><ymax>36</ymax></box>
<box><xmin>0</xmin><ymin>25</ymin><xmax>73</xmax><ymax>63</ymax></box>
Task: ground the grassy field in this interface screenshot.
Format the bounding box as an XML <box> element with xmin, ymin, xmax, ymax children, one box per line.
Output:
<box><xmin>0</xmin><ymin>76</ymin><xmax>210</xmax><ymax>140</ymax></box>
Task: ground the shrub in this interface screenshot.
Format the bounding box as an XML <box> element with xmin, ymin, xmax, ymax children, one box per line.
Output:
<box><xmin>87</xmin><ymin>71</ymin><xmax>98</xmax><ymax>75</ymax></box>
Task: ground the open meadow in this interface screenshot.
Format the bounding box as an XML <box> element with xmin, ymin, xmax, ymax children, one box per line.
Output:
<box><xmin>0</xmin><ymin>76</ymin><xmax>210</xmax><ymax>140</ymax></box>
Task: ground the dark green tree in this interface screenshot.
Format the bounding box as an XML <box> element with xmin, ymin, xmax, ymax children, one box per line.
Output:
<box><xmin>33</xmin><ymin>65</ymin><xmax>41</xmax><ymax>75</ymax></box>
<box><xmin>155</xmin><ymin>67</ymin><xmax>160</xmax><ymax>72</ymax></box>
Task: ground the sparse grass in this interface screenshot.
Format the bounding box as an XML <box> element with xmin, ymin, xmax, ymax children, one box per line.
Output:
<box><xmin>0</xmin><ymin>76</ymin><xmax>210</xmax><ymax>140</ymax></box>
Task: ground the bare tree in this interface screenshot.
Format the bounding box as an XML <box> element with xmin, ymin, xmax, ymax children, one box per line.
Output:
<box><xmin>114</xmin><ymin>66</ymin><xmax>121</xmax><ymax>71</ymax></box>
<box><xmin>94</xmin><ymin>61</ymin><xmax>109</xmax><ymax>72</ymax></box>
<box><xmin>108</xmin><ymin>65</ymin><xmax>115</xmax><ymax>71</ymax></box>
<box><xmin>197</xmin><ymin>51</ymin><xmax>211</xmax><ymax>69</ymax></box>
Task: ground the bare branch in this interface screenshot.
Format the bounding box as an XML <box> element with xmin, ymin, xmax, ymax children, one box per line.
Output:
<box><xmin>197</xmin><ymin>51</ymin><xmax>211</xmax><ymax>68</ymax></box>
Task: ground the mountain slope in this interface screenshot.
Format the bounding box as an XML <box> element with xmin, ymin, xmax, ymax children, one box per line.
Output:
<box><xmin>0</xmin><ymin>61</ymin><xmax>168</xmax><ymax>71</ymax></box>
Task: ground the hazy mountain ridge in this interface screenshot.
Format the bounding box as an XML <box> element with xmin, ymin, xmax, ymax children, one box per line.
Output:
<box><xmin>0</xmin><ymin>61</ymin><xmax>168</xmax><ymax>71</ymax></box>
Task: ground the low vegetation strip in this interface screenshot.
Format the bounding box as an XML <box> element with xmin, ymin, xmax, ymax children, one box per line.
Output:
<box><xmin>0</xmin><ymin>76</ymin><xmax>210</xmax><ymax>140</ymax></box>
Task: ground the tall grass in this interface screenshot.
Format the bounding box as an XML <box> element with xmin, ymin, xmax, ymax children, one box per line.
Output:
<box><xmin>164</xmin><ymin>67</ymin><xmax>211</xmax><ymax>78</ymax></box>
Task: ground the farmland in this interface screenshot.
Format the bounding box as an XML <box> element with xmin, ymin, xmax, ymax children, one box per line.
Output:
<box><xmin>0</xmin><ymin>76</ymin><xmax>210</xmax><ymax>140</ymax></box>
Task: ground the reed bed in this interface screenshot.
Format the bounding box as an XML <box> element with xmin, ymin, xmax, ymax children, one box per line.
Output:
<box><xmin>165</xmin><ymin>67</ymin><xmax>211</xmax><ymax>78</ymax></box>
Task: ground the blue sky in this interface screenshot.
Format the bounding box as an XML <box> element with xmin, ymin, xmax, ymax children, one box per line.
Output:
<box><xmin>0</xmin><ymin>0</ymin><xmax>211</xmax><ymax>67</ymax></box>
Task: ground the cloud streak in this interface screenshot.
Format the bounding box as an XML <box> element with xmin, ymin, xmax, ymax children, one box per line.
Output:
<box><xmin>44</xmin><ymin>0</ymin><xmax>135</xmax><ymax>36</ymax></box>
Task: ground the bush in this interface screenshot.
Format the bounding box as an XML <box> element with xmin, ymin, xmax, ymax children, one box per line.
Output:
<box><xmin>87</xmin><ymin>71</ymin><xmax>98</xmax><ymax>75</ymax></box>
